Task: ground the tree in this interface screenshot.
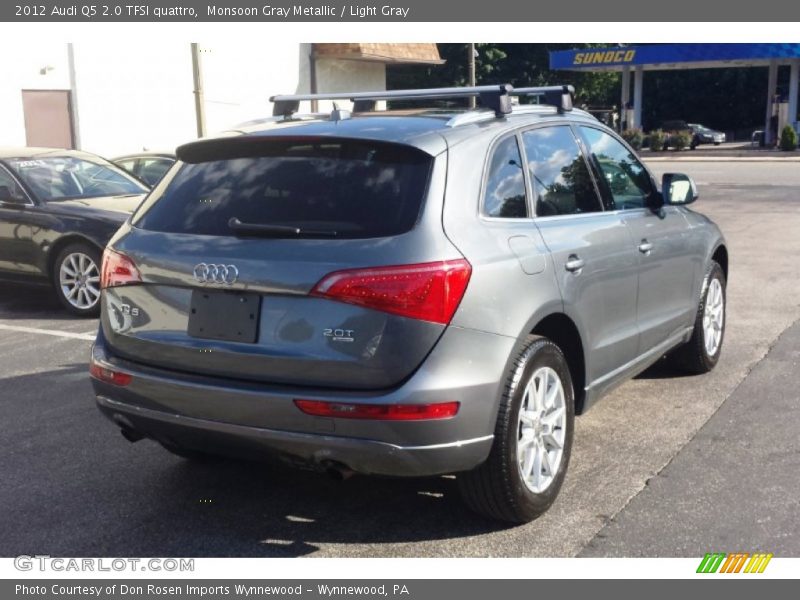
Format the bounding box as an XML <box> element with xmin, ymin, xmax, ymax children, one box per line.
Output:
<box><xmin>388</xmin><ymin>44</ymin><xmax>768</xmax><ymax>136</ymax></box>
<box><xmin>387</xmin><ymin>43</ymin><xmax>620</xmax><ymax>108</ymax></box>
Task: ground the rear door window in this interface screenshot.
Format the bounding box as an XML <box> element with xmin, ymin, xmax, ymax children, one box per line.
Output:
<box><xmin>522</xmin><ymin>126</ymin><xmax>603</xmax><ymax>217</ymax></box>
<box><xmin>133</xmin><ymin>139</ymin><xmax>432</xmax><ymax>239</ymax></box>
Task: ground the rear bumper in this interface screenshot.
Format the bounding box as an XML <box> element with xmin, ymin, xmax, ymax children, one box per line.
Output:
<box><xmin>91</xmin><ymin>325</ymin><xmax>516</xmax><ymax>477</ymax></box>
<box><xmin>96</xmin><ymin>395</ymin><xmax>493</xmax><ymax>477</ymax></box>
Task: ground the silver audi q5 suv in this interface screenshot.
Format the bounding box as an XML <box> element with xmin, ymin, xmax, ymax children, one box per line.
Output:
<box><xmin>91</xmin><ymin>85</ymin><xmax>728</xmax><ymax>523</ymax></box>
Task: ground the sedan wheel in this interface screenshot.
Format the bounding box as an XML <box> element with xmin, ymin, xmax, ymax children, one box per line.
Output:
<box><xmin>53</xmin><ymin>243</ymin><xmax>102</xmax><ymax>316</ymax></box>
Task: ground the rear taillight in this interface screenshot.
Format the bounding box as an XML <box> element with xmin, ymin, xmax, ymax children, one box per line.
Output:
<box><xmin>294</xmin><ymin>400</ymin><xmax>459</xmax><ymax>421</ymax></box>
<box><xmin>89</xmin><ymin>361</ymin><xmax>132</xmax><ymax>386</ymax></box>
<box><xmin>101</xmin><ymin>248</ymin><xmax>141</xmax><ymax>289</ymax></box>
<box><xmin>311</xmin><ymin>259</ymin><xmax>471</xmax><ymax>325</ymax></box>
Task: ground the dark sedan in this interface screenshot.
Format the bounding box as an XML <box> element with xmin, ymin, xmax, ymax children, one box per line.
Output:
<box><xmin>688</xmin><ymin>123</ymin><xmax>727</xmax><ymax>146</ymax></box>
<box><xmin>660</xmin><ymin>120</ymin><xmax>726</xmax><ymax>149</ymax></box>
<box><xmin>0</xmin><ymin>147</ymin><xmax>148</xmax><ymax>316</ymax></box>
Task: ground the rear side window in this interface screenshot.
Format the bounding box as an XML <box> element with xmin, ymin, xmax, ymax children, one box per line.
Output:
<box><xmin>522</xmin><ymin>126</ymin><xmax>603</xmax><ymax>217</ymax></box>
<box><xmin>133</xmin><ymin>139</ymin><xmax>432</xmax><ymax>238</ymax></box>
<box><xmin>483</xmin><ymin>136</ymin><xmax>528</xmax><ymax>218</ymax></box>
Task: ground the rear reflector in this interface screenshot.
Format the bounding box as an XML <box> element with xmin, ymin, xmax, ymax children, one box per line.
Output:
<box><xmin>101</xmin><ymin>248</ymin><xmax>142</xmax><ymax>289</ymax></box>
<box><xmin>89</xmin><ymin>361</ymin><xmax>132</xmax><ymax>386</ymax></box>
<box><xmin>311</xmin><ymin>259</ymin><xmax>471</xmax><ymax>324</ymax></box>
<box><xmin>294</xmin><ymin>400</ymin><xmax>459</xmax><ymax>421</ymax></box>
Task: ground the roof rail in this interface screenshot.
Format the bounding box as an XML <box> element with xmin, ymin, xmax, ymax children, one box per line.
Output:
<box><xmin>269</xmin><ymin>84</ymin><xmax>575</xmax><ymax>118</ymax></box>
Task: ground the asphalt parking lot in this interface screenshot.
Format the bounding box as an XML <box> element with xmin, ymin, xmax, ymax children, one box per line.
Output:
<box><xmin>1</xmin><ymin>160</ymin><xmax>798</xmax><ymax>558</ymax></box>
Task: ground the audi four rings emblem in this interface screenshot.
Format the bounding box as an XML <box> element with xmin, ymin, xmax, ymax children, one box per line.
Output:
<box><xmin>193</xmin><ymin>263</ymin><xmax>239</xmax><ymax>285</ymax></box>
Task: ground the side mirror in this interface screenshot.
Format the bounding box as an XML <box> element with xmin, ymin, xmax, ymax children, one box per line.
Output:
<box><xmin>662</xmin><ymin>173</ymin><xmax>698</xmax><ymax>205</ymax></box>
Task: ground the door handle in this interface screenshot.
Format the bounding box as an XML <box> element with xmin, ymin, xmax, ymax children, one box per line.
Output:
<box><xmin>638</xmin><ymin>240</ymin><xmax>654</xmax><ymax>254</ymax></box>
<box><xmin>565</xmin><ymin>255</ymin><xmax>585</xmax><ymax>273</ymax></box>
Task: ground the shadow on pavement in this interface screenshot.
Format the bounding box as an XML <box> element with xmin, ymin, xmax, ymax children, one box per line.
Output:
<box><xmin>634</xmin><ymin>356</ymin><xmax>694</xmax><ymax>380</ymax></box>
<box><xmin>0</xmin><ymin>364</ymin><xmax>511</xmax><ymax>558</ymax></box>
<box><xmin>0</xmin><ymin>281</ymin><xmax>81</xmax><ymax>321</ymax></box>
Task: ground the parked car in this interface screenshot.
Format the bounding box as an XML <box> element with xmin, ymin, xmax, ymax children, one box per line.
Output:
<box><xmin>112</xmin><ymin>152</ymin><xmax>175</xmax><ymax>186</ymax></box>
<box><xmin>90</xmin><ymin>85</ymin><xmax>728</xmax><ymax>523</ymax></box>
<box><xmin>660</xmin><ymin>120</ymin><xmax>726</xmax><ymax>149</ymax></box>
<box><xmin>0</xmin><ymin>147</ymin><xmax>148</xmax><ymax>315</ymax></box>
<box><xmin>689</xmin><ymin>123</ymin><xmax>727</xmax><ymax>146</ymax></box>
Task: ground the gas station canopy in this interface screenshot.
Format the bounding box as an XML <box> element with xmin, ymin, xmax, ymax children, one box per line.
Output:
<box><xmin>549</xmin><ymin>44</ymin><xmax>800</xmax><ymax>144</ymax></box>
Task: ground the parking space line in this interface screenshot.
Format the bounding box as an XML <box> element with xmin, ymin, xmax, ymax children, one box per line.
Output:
<box><xmin>0</xmin><ymin>324</ymin><xmax>95</xmax><ymax>341</ymax></box>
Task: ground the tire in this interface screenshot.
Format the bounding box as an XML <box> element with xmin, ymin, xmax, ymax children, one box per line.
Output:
<box><xmin>670</xmin><ymin>261</ymin><xmax>726</xmax><ymax>374</ymax></box>
<box><xmin>458</xmin><ymin>335</ymin><xmax>575</xmax><ymax>523</ymax></box>
<box><xmin>52</xmin><ymin>242</ymin><xmax>102</xmax><ymax>317</ymax></box>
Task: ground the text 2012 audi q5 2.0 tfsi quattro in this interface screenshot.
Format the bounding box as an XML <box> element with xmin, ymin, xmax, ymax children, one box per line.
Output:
<box><xmin>90</xmin><ymin>85</ymin><xmax>727</xmax><ymax>523</ymax></box>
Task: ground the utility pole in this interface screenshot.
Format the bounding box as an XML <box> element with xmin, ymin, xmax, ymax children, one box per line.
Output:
<box><xmin>191</xmin><ymin>43</ymin><xmax>207</xmax><ymax>138</ymax></box>
<box><xmin>468</xmin><ymin>43</ymin><xmax>476</xmax><ymax>108</ymax></box>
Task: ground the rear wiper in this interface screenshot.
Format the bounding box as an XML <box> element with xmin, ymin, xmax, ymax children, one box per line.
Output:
<box><xmin>228</xmin><ymin>217</ymin><xmax>338</xmax><ymax>238</ymax></box>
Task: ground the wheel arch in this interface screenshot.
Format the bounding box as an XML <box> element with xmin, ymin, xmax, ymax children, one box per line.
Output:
<box><xmin>711</xmin><ymin>243</ymin><xmax>728</xmax><ymax>281</ymax></box>
<box><xmin>46</xmin><ymin>234</ymin><xmax>104</xmax><ymax>281</ymax></box>
<box><xmin>530</xmin><ymin>312</ymin><xmax>588</xmax><ymax>414</ymax></box>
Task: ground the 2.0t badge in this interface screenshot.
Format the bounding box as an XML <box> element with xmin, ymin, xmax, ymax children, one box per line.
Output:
<box><xmin>323</xmin><ymin>328</ymin><xmax>355</xmax><ymax>343</ymax></box>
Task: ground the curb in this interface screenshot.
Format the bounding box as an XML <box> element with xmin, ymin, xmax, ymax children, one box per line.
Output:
<box><xmin>643</xmin><ymin>155</ymin><xmax>800</xmax><ymax>162</ymax></box>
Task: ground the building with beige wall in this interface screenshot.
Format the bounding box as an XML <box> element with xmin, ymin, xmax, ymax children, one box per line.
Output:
<box><xmin>0</xmin><ymin>42</ymin><xmax>442</xmax><ymax>158</ymax></box>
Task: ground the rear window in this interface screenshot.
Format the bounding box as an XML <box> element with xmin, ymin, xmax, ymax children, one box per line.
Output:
<box><xmin>133</xmin><ymin>139</ymin><xmax>432</xmax><ymax>238</ymax></box>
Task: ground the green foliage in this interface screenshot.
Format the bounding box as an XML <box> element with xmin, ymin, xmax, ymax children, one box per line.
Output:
<box><xmin>388</xmin><ymin>45</ymin><xmax>768</xmax><ymax>134</ymax></box>
<box><xmin>779</xmin><ymin>125</ymin><xmax>798</xmax><ymax>151</ymax></box>
<box><xmin>643</xmin><ymin>66</ymin><xmax>765</xmax><ymax>134</ymax></box>
<box><xmin>648</xmin><ymin>129</ymin><xmax>666</xmax><ymax>152</ymax></box>
<box><xmin>387</xmin><ymin>43</ymin><xmax>620</xmax><ymax>108</ymax></box>
<box><xmin>621</xmin><ymin>128</ymin><xmax>644</xmax><ymax>150</ymax></box>
<box><xmin>672</xmin><ymin>130</ymin><xmax>693</xmax><ymax>151</ymax></box>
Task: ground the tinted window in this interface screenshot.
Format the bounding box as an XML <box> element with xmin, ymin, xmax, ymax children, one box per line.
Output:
<box><xmin>6</xmin><ymin>157</ymin><xmax>146</xmax><ymax>202</ymax></box>
<box><xmin>522</xmin><ymin>127</ymin><xmax>602</xmax><ymax>217</ymax></box>
<box><xmin>483</xmin><ymin>136</ymin><xmax>528</xmax><ymax>218</ymax></box>
<box><xmin>134</xmin><ymin>140</ymin><xmax>432</xmax><ymax>239</ymax></box>
<box><xmin>137</xmin><ymin>158</ymin><xmax>173</xmax><ymax>186</ymax></box>
<box><xmin>580</xmin><ymin>127</ymin><xmax>653</xmax><ymax>211</ymax></box>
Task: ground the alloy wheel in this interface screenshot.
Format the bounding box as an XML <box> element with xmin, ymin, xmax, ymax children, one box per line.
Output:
<box><xmin>59</xmin><ymin>252</ymin><xmax>101</xmax><ymax>310</ymax></box>
<box><xmin>702</xmin><ymin>278</ymin><xmax>724</xmax><ymax>356</ymax></box>
<box><xmin>517</xmin><ymin>366</ymin><xmax>567</xmax><ymax>494</ymax></box>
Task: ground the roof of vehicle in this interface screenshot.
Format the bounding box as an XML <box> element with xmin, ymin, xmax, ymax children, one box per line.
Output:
<box><xmin>182</xmin><ymin>105</ymin><xmax>599</xmax><ymax>159</ymax></box>
<box><xmin>112</xmin><ymin>151</ymin><xmax>176</xmax><ymax>161</ymax></box>
<box><xmin>0</xmin><ymin>147</ymin><xmax>96</xmax><ymax>160</ymax></box>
